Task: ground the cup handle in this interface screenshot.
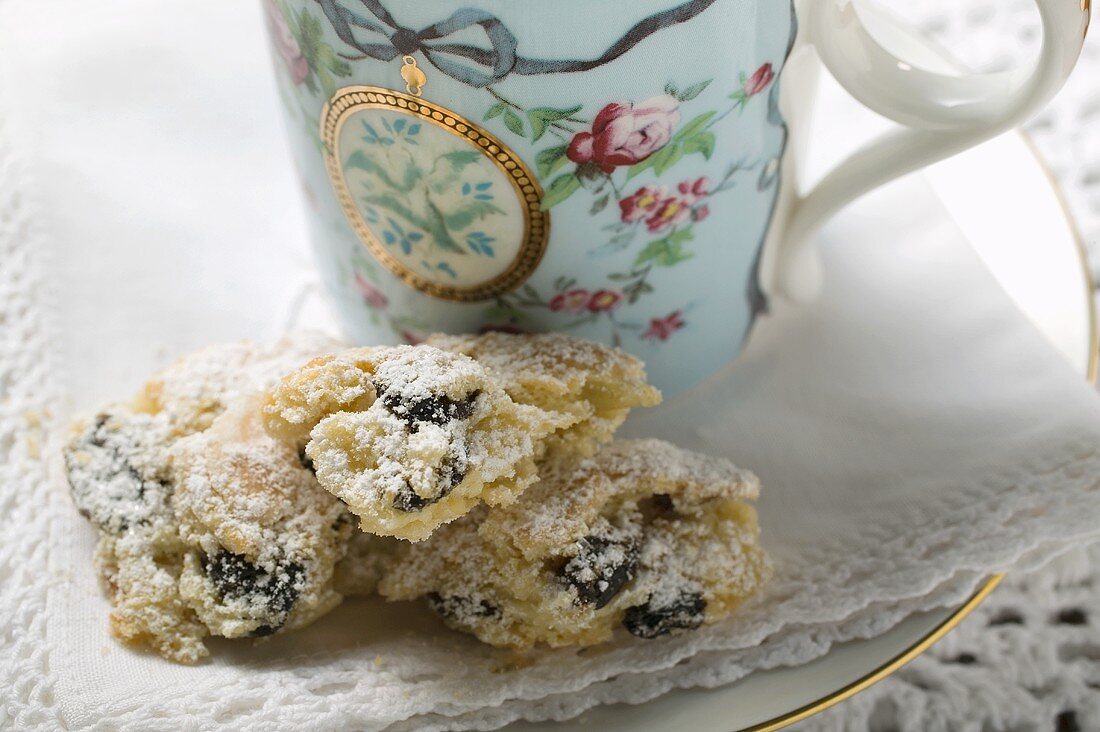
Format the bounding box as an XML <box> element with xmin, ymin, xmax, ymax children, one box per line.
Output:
<box><xmin>774</xmin><ymin>0</ymin><xmax>1090</xmax><ymax>301</ymax></box>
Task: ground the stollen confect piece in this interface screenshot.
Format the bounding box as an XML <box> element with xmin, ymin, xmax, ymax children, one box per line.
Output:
<box><xmin>263</xmin><ymin>334</ymin><xmax>661</xmax><ymax>541</ymax></box>
<box><xmin>263</xmin><ymin>344</ymin><xmax>565</xmax><ymax>541</ymax></box>
<box><xmin>63</xmin><ymin>334</ymin><xmax>370</xmax><ymax>663</ymax></box>
<box><xmin>379</xmin><ymin>439</ymin><xmax>770</xmax><ymax>648</ymax></box>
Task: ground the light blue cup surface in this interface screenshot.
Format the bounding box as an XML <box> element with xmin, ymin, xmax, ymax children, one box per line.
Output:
<box><xmin>266</xmin><ymin>0</ymin><xmax>796</xmax><ymax>394</ymax></box>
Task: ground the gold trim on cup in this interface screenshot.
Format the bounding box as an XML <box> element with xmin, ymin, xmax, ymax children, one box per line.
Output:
<box><xmin>321</xmin><ymin>86</ymin><xmax>549</xmax><ymax>302</ymax></box>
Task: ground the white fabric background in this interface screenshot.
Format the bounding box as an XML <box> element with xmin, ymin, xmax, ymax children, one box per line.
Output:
<box><xmin>0</xmin><ymin>1</ymin><xmax>1098</xmax><ymax>730</ymax></box>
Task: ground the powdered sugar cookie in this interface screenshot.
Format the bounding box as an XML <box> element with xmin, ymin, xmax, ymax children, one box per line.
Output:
<box><xmin>380</xmin><ymin>439</ymin><xmax>769</xmax><ymax>649</ymax></box>
<box><xmin>264</xmin><ymin>345</ymin><xmax>562</xmax><ymax>541</ymax></box>
<box><xmin>64</xmin><ymin>334</ymin><xmax>347</xmax><ymax>662</ymax></box>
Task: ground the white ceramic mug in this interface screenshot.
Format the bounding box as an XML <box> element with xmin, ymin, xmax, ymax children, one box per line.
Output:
<box><xmin>265</xmin><ymin>0</ymin><xmax>1088</xmax><ymax>393</ymax></box>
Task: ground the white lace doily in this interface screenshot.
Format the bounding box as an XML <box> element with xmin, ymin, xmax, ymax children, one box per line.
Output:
<box><xmin>805</xmin><ymin>2</ymin><xmax>1100</xmax><ymax>730</ymax></box>
<box><xmin>0</xmin><ymin>104</ymin><xmax>66</xmax><ymax>730</ymax></box>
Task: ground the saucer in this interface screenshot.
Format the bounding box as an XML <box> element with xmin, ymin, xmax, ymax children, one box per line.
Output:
<box><xmin>501</xmin><ymin>7</ymin><xmax>1095</xmax><ymax>732</ymax></box>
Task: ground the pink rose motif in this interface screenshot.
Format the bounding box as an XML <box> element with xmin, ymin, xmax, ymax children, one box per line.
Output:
<box><xmin>567</xmin><ymin>95</ymin><xmax>681</xmax><ymax>174</ymax></box>
<box><xmin>587</xmin><ymin>289</ymin><xmax>623</xmax><ymax>313</ymax></box>
<box><xmin>692</xmin><ymin>204</ymin><xmax>710</xmax><ymax>223</ymax></box>
<box><xmin>644</xmin><ymin>196</ymin><xmax>691</xmax><ymax>233</ymax></box>
<box><xmin>677</xmin><ymin>177</ymin><xmax>710</xmax><ymax>203</ymax></box>
<box><xmin>354</xmin><ymin>273</ymin><xmax>388</xmax><ymax>309</ymax></box>
<box><xmin>618</xmin><ymin>186</ymin><xmax>666</xmax><ymax>224</ymax></box>
<box><xmin>263</xmin><ymin>0</ymin><xmax>309</xmax><ymax>85</ymax></box>
<box><xmin>642</xmin><ymin>311</ymin><xmax>685</xmax><ymax>341</ymax></box>
<box><xmin>549</xmin><ymin>289</ymin><xmax>592</xmax><ymax>314</ymax></box>
<box><xmin>744</xmin><ymin>63</ymin><xmax>775</xmax><ymax>97</ymax></box>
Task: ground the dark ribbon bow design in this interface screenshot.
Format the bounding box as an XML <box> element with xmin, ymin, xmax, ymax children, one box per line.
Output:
<box><xmin>315</xmin><ymin>0</ymin><xmax>720</xmax><ymax>88</ymax></box>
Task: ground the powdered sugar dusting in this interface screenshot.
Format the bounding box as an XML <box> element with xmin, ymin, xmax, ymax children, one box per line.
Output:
<box><xmin>427</xmin><ymin>332</ymin><xmax>646</xmax><ymax>387</ymax></box>
<box><xmin>372</xmin><ymin>345</ymin><xmax>486</xmax><ymax>400</ymax></box>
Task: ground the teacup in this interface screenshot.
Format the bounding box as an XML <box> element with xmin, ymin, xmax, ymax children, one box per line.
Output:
<box><xmin>264</xmin><ymin>0</ymin><xmax>1087</xmax><ymax>393</ymax></box>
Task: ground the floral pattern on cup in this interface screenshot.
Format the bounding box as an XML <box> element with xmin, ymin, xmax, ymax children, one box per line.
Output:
<box><xmin>339</xmin><ymin>68</ymin><xmax>774</xmax><ymax>349</ymax></box>
<box><xmin>475</xmin><ymin>67</ymin><xmax>783</xmax><ymax>347</ymax></box>
<box><xmin>343</xmin><ymin>66</ymin><xmax>774</xmax><ymax>347</ymax></box>
<box><xmin>548</xmin><ymin>288</ymin><xmax>595</xmax><ymax>314</ymax></box>
<box><xmin>472</xmin><ymin>66</ymin><xmax>775</xmax><ymax>347</ymax></box>
<box><xmin>619</xmin><ymin>177</ymin><xmax>710</xmax><ymax>233</ymax></box>
<box><xmin>374</xmin><ymin>67</ymin><xmax>778</xmax><ymax>347</ymax></box>
<box><xmin>729</xmin><ymin>63</ymin><xmax>776</xmax><ymax>110</ymax></box>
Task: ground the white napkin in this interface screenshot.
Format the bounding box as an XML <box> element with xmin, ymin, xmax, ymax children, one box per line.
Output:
<box><xmin>3</xmin><ymin>1</ymin><xmax>1100</xmax><ymax>730</ymax></box>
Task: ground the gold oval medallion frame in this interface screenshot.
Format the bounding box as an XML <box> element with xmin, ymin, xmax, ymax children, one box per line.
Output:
<box><xmin>321</xmin><ymin>86</ymin><xmax>549</xmax><ymax>302</ymax></box>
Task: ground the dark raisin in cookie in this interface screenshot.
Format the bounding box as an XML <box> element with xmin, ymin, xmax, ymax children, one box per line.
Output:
<box><xmin>622</xmin><ymin>589</ymin><xmax>707</xmax><ymax>639</ymax></box>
